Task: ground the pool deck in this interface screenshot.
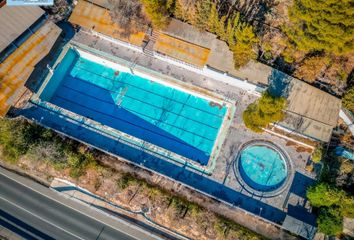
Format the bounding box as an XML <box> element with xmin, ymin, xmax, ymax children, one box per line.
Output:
<box><xmin>18</xmin><ymin>30</ymin><xmax>317</xmax><ymax>228</ymax></box>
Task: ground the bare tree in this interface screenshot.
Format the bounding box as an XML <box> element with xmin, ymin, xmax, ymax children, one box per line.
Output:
<box><xmin>108</xmin><ymin>0</ymin><xmax>149</xmax><ymax>34</ymax></box>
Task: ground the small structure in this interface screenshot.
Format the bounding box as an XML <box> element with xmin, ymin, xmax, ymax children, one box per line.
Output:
<box><xmin>282</xmin><ymin>205</ymin><xmax>317</xmax><ymax>239</ymax></box>
<box><xmin>0</xmin><ymin>5</ymin><xmax>61</xmax><ymax>117</ymax></box>
<box><xmin>268</xmin><ymin>70</ymin><xmax>341</xmax><ymax>142</ymax></box>
<box><xmin>68</xmin><ymin>0</ymin><xmax>146</xmax><ymax>48</ymax></box>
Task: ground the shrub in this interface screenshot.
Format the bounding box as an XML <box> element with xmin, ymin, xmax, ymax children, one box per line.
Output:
<box><xmin>307</xmin><ymin>183</ymin><xmax>343</xmax><ymax>207</ymax></box>
<box><xmin>311</xmin><ymin>146</ymin><xmax>323</xmax><ymax>163</ymax></box>
<box><xmin>0</xmin><ymin>119</ymin><xmax>32</xmax><ymax>162</ymax></box>
<box><xmin>116</xmin><ymin>173</ymin><xmax>139</xmax><ymax>190</ymax></box>
<box><xmin>214</xmin><ymin>218</ymin><xmax>233</xmax><ymax>237</ymax></box>
<box><xmin>317</xmin><ymin>207</ymin><xmax>343</xmax><ymax>236</ymax></box>
<box><xmin>170</xmin><ymin>196</ymin><xmax>186</xmax><ymax>213</ymax></box>
<box><xmin>27</xmin><ymin>142</ymin><xmax>67</xmax><ymax>169</ymax></box>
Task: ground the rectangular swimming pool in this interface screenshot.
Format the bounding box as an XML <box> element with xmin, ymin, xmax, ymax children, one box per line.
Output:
<box><xmin>39</xmin><ymin>48</ymin><xmax>228</xmax><ymax>165</ymax></box>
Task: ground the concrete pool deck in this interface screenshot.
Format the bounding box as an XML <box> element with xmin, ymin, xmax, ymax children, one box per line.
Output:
<box><xmin>17</xmin><ymin>30</ymin><xmax>317</xmax><ymax>230</ymax></box>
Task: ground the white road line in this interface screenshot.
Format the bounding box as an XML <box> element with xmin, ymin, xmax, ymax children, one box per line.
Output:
<box><xmin>0</xmin><ymin>196</ymin><xmax>84</xmax><ymax>240</ymax></box>
<box><xmin>0</xmin><ymin>170</ymin><xmax>147</xmax><ymax>240</ymax></box>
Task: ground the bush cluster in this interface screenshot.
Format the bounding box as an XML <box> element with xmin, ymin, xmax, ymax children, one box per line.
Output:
<box><xmin>0</xmin><ymin>118</ymin><xmax>97</xmax><ymax>178</ymax></box>
<box><xmin>307</xmin><ymin>183</ymin><xmax>354</xmax><ymax>235</ymax></box>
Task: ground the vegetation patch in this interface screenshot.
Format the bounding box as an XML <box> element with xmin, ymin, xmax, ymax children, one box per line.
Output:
<box><xmin>342</xmin><ymin>86</ymin><xmax>354</xmax><ymax>113</ymax></box>
<box><xmin>307</xmin><ymin>183</ymin><xmax>354</xmax><ymax>236</ymax></box>
<box><xmin>0</xmin><ymin>118</ymin><xmax>97</xmax><ymax>178</ymax></box>
<box><xmin>307</xmin><ymin>145</ymin><xmax>354</xmax><ymax>237</ymax></box>
<box><xmin>243</xmin><ymin>91</ymin><xmax>286</xmax><ymax>132</ymax></box>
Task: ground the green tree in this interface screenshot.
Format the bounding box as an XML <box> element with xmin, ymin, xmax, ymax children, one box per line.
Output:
<box><xmin>307</xmin><ymin>182</ymin><xmax>354</xmax><ymax>235</ymax></box>
<box><xmin>140</xmin><ymin>0</ymin><xmax>170</xmax><ymax>28</ymax></box>
<box><xmin>225</xmin><ymin>12</ymin><xmax>240</xmax><ymax>46</ymax></box>
<box><xmin>195</xmin><ymin>0</ymin><xmax>212</xmax><ymax>30</ymax></box>
<box><xmin>341</xmin><ymin>195</ymin><xmax>354</xmax><ymax>218</ymax></box>
<box><xmin>307</xmin><ymin>183</ymin><xmax>343</xmax><ymax>207</ymax></box>
<box><xmin>285</xmin><ymin>0</ymin><xmax>354</xmax><ymax>55</ymax></box>
<box><xmin>342</xmin><ymin>86</ymin><xmax>354</xmax><ymax>113</ymax></box>
<box><xmin>215</xmin><ymin>15</ymin><xmax>227</xmax><ymax>40</ymax></box>
<box><xmin>207</xmin><ymin>3</ymin><xmax>219</xmax><ymax>33</ymax></box>
<box><xmin>317</xmin><ymin>207</ymin><xmax>343</xmax><ymax>236</ymax></box>
<box><xmin>231</xmin><ymin>24</ymin><xmax>258</xmax><ymax>68</ymax></box>
<box><xmin>243</xmin><ymin>91</ymin><xmax>286</xmax><ymax>132</ymax></box>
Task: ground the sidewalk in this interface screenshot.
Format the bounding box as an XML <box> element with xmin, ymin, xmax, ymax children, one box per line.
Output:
<box><xmin>339</xmin><ymin>109</ymin><xmax>354</xmax><ymax>136</ymax></box>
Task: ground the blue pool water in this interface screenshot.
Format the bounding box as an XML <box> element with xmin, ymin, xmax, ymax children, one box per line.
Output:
<box><xmin>239</xmin><ymin>145</ymin><xmax>288</xmax><ymax>192</ymax></box>
<box><xmin>40</xmin><ymin>49</ymin><xmax>227</xmax><ymax>165</ymax></box>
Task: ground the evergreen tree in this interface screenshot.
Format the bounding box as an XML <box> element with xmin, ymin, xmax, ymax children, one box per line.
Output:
<box><xmin>232</xmin><ymin>24</ymin><xmax>258</xmax><ymax>68</ymax></box>
<box><xmin>307</xmin><ymin>183</ymin><xmax>344</xmax><ymax>207</ymax></box>
<box><xmin>243</xmin><ymin>91</ymin><xmax>286</xmax><ymax>132</ymax></box>
<box><xmin>207</xmin><ymin>3</ymin><xmax>219</xmax><ymax>33</ymax></box>
<box><xmin>195</xmin><ymin>0</ymin><xmax>212</xmax><ymax>30</ymax></box>
<box><xmin>285</xmin><ymin>0</ymin><xmax>354</xmax><ymax>55</ymax></box>
<box><xmin>215</xmin><ymin>15</ymin><xmax>227</xmax><ymax>40</ymax></box>
<box><xmin>225</xmin><ymin>12</ymin><xmax>240</xmax><ymax>46</ymax></box>
<box><xmin>140</xmin><ymin>0</ymin><xmax>170</xmax><ymax>28</ymax></box>
<box><xmin>342</xmin><ymin>86</ymin><xmax>354</xmax><ymax>113</ymax></box>
<box><xmin>306</xmin><ymin>182</ymin><xmax>354</xmax><ymax>235</ymax></box>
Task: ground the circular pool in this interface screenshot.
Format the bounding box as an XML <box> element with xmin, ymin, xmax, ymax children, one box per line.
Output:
<box><xmin>234</xmin><ymin>141</ymin><xmax>292</xmax><ymax>196</ymax></box>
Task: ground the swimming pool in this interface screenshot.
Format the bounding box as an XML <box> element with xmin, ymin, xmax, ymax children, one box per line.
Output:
<box><xmin>39</xmin><ymin>48</ymin><xmax>228</xmax><ymax>166</ymax></box>
<box><xmin>235</xmin><ymin>142</ymin><xmax>290</xmax><ymax>194</ymax></box>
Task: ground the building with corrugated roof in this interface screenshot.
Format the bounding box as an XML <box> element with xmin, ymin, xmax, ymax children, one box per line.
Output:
<box><xmin>0</xmin><ymin>5</ymin><xmax>61</xmax><ymax>117</ymax></box>
<box><xmin>68</xmin><ymin>0</ymin><xmax>146</xmax><ymax>48</ymax></box>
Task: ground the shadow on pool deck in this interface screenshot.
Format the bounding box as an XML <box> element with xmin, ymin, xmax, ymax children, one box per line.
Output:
<box><xmin>18</xmin><ymin>105</ymin><xmax>287</xmax><ymax>224</ymax></box>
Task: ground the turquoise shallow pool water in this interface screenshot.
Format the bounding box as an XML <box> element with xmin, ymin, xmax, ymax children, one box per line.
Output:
<box><xmin>40</xmin><ymin>49</ymin><xmax>227</xmax><ymax>165</ymax></box>
<box><xmin>239</xmin><ymin>145</ymin><xmax>288</xmax><ymax>191</ymax></box>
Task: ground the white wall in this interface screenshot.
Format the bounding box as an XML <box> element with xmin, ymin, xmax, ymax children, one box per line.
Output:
<box><xmin>153</xmin><ymin>52</ymin><xmax>259</xmax><ymax>93</ymax></box>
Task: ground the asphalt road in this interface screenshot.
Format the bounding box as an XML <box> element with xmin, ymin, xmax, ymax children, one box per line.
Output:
<box><xmin>0</xmin><ymin>168</ymin><xmax>162</xmax><ymax>240</ymax></box>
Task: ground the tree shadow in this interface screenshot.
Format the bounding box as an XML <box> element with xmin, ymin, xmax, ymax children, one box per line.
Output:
<box><xmin>25</xmin><ymin>35</ymin><xmax>65</xmax><ymax>93</ymax></box>
<box><xmin>235</xmin><ymin>0</ymin><xmax>277</xmax><ymax>33</ymax></box>
<box><xmin>267</xmin><ymin>68</ymin><xmax>292</xmax><ymax>97</ymax></box>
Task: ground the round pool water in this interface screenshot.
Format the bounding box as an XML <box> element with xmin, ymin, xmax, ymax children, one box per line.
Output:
<box><xmin>238</xmin><ymin>144</ymin><xmax>288</xmax><ymax>192</ymax></box>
